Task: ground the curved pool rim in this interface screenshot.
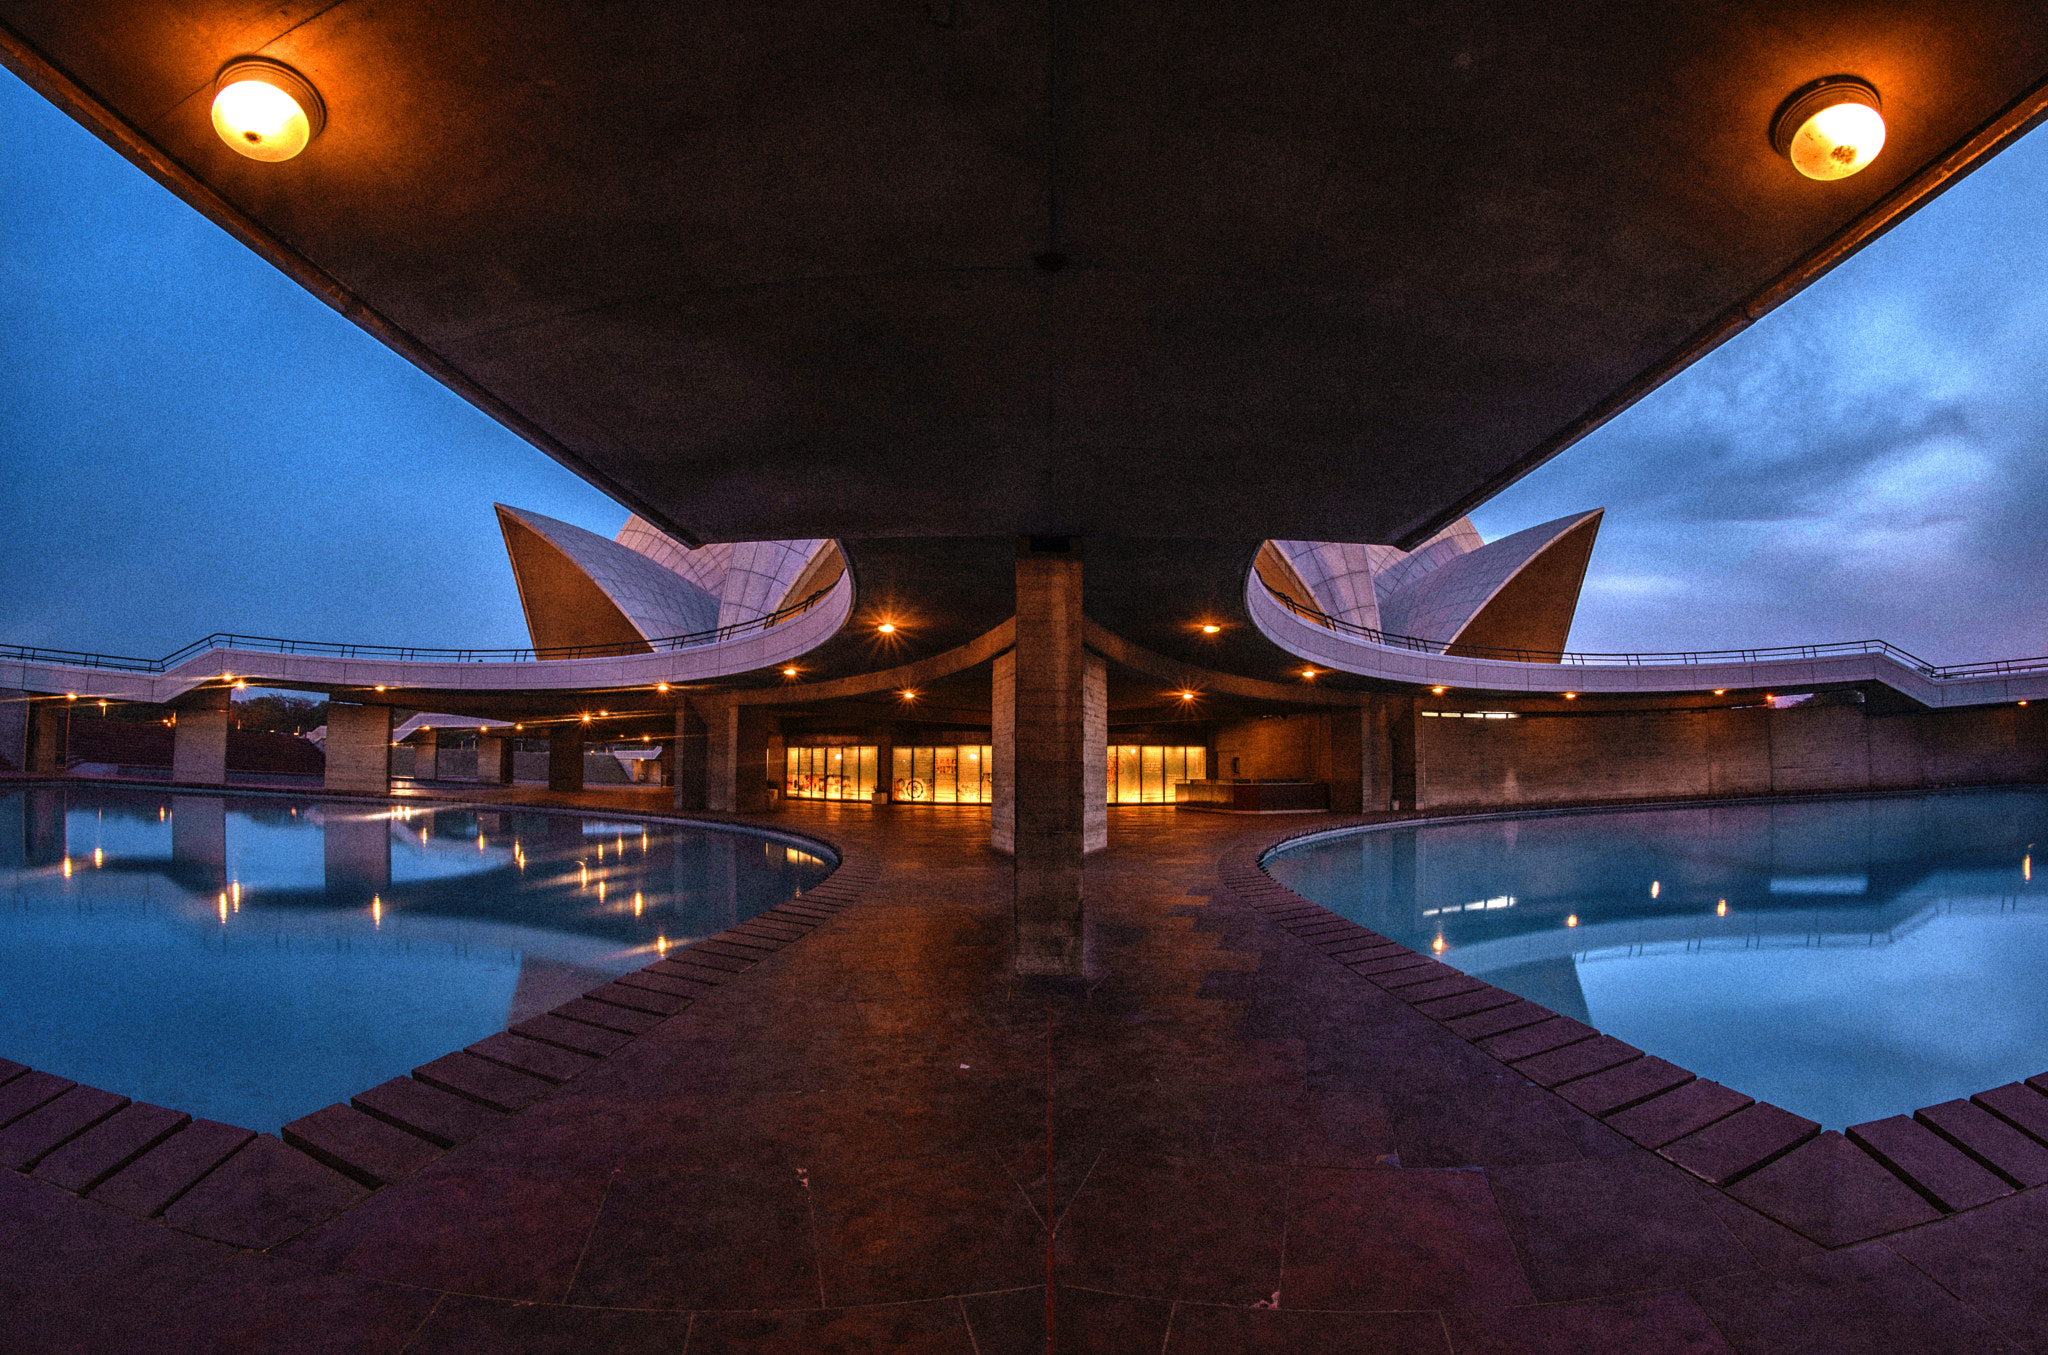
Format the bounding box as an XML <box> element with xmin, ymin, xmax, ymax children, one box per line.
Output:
<box><xmin>1239</xmin><ymin>782</ymin><xmax>2048</xmax><ymax>1249</ymax></box>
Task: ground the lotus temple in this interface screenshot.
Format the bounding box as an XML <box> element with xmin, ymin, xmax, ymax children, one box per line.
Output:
<box><xmin>5</xmin><ymin>6</ymin><xmax>2048</xmax><ymax>1352</ymax></box>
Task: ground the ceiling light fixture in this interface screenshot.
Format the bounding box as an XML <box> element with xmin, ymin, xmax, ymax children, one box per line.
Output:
<box><xmin>1200</xmin><ymin>624</ymin><xmax>1220</xmax><ymax>634</ymax></box>
<box><xmin>877</xmin><ymin>622</ymin><xmax>896</xmax><ymax>634</ymax></box>
<box><xmin>1772</xmin><ymin>76</ymin><xmax>1884</xmax><ymax>181</ymax></box>
<box><xmin>212</xmin><ymin>57</ymin><xmax>325</xmax><ymax>162</ymax></box>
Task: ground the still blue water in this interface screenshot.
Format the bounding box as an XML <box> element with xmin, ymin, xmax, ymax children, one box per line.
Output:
<box><xmin>0</xmin><ymin>786</ymin><xmax>834</xmax><ymax>1132</ymax></box>
<box><xmin>1264</xmin><ymin>789</ymin><xmax>2048</xmax><ymax>1129</ymax></box>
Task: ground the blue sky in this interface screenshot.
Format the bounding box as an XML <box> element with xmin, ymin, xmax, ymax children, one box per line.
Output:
<box><xmin>5</xmin><ymin>64</ymin><xmax>2047</xmax><ymax>664</ymax></box>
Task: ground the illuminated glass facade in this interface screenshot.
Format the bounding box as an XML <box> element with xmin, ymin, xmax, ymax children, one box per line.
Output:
<box><xmin>785</xmin><ymin>745</ymin><xmax>878</xmax><ymax>800</ymax></box>
<box><xmin>1107</xmin><ymin>745</ymin><xmax>1207</xmax><ymax>804</ymax></box>
<box><xmin>892</xmin><ymin>745</ymin><xmax>994</xmax><ymax>803</ymax></box>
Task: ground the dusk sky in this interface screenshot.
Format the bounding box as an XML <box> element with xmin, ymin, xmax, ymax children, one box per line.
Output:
<box><xmin>5</xmin><ymin>64</ymin><xmax>2047</xmax><ymax>665</ymax></box>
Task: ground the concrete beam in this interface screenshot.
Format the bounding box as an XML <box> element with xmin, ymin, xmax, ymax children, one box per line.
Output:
<box><xmin>324</xmin><ymin>704</ymin><xmax>393</xmax><ymax>795</ymax></box>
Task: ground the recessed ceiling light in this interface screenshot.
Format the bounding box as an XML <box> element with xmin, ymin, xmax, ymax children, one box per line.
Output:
<box><xmin>1773</xmin><ymin>76</ymin><xmax>1884</xmax><ymax>181</ymax></box>
<box><xmin>212</xmin><ymin>57</ymin><xmax>325</xmax><ymax>162</ymax></box>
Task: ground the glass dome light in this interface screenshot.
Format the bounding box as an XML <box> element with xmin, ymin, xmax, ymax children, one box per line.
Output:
<box><xmin>212</xmin><ymin>57</ymin><xmax>325</xmax><ymax>162</ymax></box>
<box><xmin>1772</xmin><ymin>76</ymin><xmax>1884</xmax><ymax>181</ymax></box>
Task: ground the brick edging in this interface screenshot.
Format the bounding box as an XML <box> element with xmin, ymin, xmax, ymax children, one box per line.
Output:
<box><xmin>0</xmin><ymin>799</ymin><xmax>874</xmax><ymax>1254</ymax></box>
<box><xmin>1219</xmin><ymin>812</ymin><xmax>2048</xmax><ymax>1252</ymax></box>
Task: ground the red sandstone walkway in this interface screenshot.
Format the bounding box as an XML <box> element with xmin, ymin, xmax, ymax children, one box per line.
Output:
<box><xmin>4</xmin><ymin>793</ymin><xmax>2047</xmax><ymax>1352</ymax></box>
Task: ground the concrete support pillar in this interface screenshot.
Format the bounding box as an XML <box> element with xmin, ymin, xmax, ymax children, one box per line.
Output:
<box><xmin>871</xmin><ymin>729</ymin><xmax>894</xmax><ymax>804</ymax></box>
<box><xmin>28</xmin><ymin>700</ymin><xmax>67</xmax><ymax>774</ymax></box>
<box><xmin>672</xmin><ymin>705</ymin><xmax>709</xmax><ymax>810</ymax></box>
<box><xmin>655</xmin><ymin>738</ymin><xmax>676</xmax><ymax>789</ymax></box>
<box><xmin>171</xmin><ymin>689</ymin><xmax>231</xmax><ymax>787</ymax></box>
<box><xmin>702</xmin><ymin>700</ymin><xmax>775</xmax><ymax>813</ymax></box>
<box><xmin>324</xmin><ymin>703</ymin><xmax>393</xmax><ymax>795</ymax></box>
<box><xmin>548</xmin><ymin>725</ymin><xmax>585</xmax><ymax>792</ymax></box>
<box><xmin>1328</xmin><ymin>706</ymin><xmax>1365</xmax><ymax>815</ymax></box>
<box><xmin>476</xmin><ymin>733</ymin><xmax>514</xmax><ymax>785</ymax></box>
<box><xmin>170</xmin><ymin>795</ymin><xmax>228</xmax><ymax>894</ymax></box>
<box><xmin>1388</xmin><ymin>696</ymin><xmax>1420</xmax><ymax>810</ymax></box>
<box><xmin>413</xmin><ymin>728</ymin><xmax>441</xmax><ymax>782</ymax></box>
<box><xmin>0</xmin><ymin>689</ymin><xmax>29</xmax><ymax>774</ymax></box>
<box><xmin>323</xmin><ymin>805</ymin><xmax>392</xmax><ymax>902</ymax></box>
<box><xmin>996</xmin><ymin>540</ymin><xmax>1104</xmax><ymax>976</ymax></box>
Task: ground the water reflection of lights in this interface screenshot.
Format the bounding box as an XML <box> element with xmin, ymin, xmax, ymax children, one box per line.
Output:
<box><xmin>1650</xmin><ymin>880</ymin><xmax>1661</xmax><ymax>899</ymax></box>
<box><xmin>1422</xmin><ymin>895</ymin><xmax>1514</xmax><ymax>917</ymax></box>
<box><xmin>1717</xmin><ymin>899</ymin><xmax>1729</xmax><ymax>917</ymax></box>
<box><xmin>1431</xmin><ymin>935</ymin><xmax>1446</xmax><ymax>953</ymax></box>
<box><xmin>93</xmin><ymin>848</ymin><xmax>104</xmax><ymax>869</ymax></box>
<box><xmin>371</xmin><ymin>896</ymin><xmax>383</xmax><ymax>927</ymax></box>
<box><xmin>217</xmin><ymin>893</ymin><xmax>228</xmax><ymax>924</ymax></box>
<box><xmin>61</xmin><ymin>857</ymin><xmax>72</xmax><ymax>879</ymax></box>
<box><xmin>1566</xmin><ymin>914</ymin><xmax>1579</xmax><ymax>927</ymax></box>
<box><xmin>633</xmin><ymin>891</ymin><xmax>644</xmax><ymax>917</ymax></box>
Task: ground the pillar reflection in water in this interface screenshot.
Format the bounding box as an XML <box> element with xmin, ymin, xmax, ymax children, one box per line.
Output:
<box><xmin>322</xmin><ymin>806</ymin><xmax>393</xmax><ymax>901</ymax></box>
<box><xmin>169</xmin><ymin>795</ymin><xmax>228</xmax><ymax>894</ymax></box>
<box><xmin>23</xmin><ymin>787</ymin><xmax>64</xmax><ymax>870</ymax></box>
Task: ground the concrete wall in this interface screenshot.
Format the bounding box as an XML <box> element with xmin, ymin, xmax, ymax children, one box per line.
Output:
<box><xmin>1215</xmin><ymin>712</ymin><xmax>1336</xmax><ymax>783</ymax></box>
<box><xmin>1412</xmin><ymin>701</ymin><xmax>2048</xmax><ymax>810</ymax></box>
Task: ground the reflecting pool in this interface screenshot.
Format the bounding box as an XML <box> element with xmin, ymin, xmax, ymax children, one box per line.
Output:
<box><xmin>1264</xmin><ymin>788</ymin><xmax>2048</xmax><ymax>1129</ymax></box>
<box><xmin>0</xmin><ymin>785</ymin><xmax>834</xmax><ymax>1132</ymax></box>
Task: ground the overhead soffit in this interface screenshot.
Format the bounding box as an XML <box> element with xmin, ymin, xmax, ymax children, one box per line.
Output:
<box><xmin>6</xmin><ymin>3</ymin><xmax>2048</xmax><ymax>548</ymax></box>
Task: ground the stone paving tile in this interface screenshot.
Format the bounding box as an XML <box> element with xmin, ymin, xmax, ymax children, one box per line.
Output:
<box><xmin>92</xmin><ymin>1118</ymin><xmax>255</xmax><ymax>1217</ymax></box>
<box><xmin>584</xmin><ymin>980</ymin><xmax>689</xmax><ymax>1015</ymax></box>
<box><xmin>1486</xmin><ymin>1152</ymin><xmax>1755</xmax><ymax>1302</ymax></box>
<box><xmin>566</xmin><ymin>1157</ymin><xmax>821</xmax><ymax>1310</ymax></box>
<box><xmin>692</xmin><ymin>1300</ymin><xmax>982</xmax><ymax>1355</ymax></box>
<box><xmin>1916</xmin><ymin>1098</ymin><xmax>2048</xmax><ymax>1188</ymax></box>
<box><xmin>1441</xmin><ymin>1290</ymin><xmax>1735</xmax><ymax>1354</ymax></box>
<box><xmin>1974</xmin><ymin>1081</ymin><xmax>2048</xmax><ymax>1146</ymax></box>
<box><xmin>1726</xmin><ymin>1131</ymin><xmax>1942</xmax><ymax>1247</ymax></box>
<box><xmin>414</xmin><ymin>1051</ymin><xmax>555</xmax><ymax>1113</ymax></box>
<box><xmin>1848</xmin><ymin>1114</ymin><xmax>2011</xmax><ymax>1212</ymax></box>
<box><xmin>1662</xmin><ymin>1103</ymin><xmax>1819</xmax><ymax>1186</ymax></box>
<box><xmin>109</xmin><ymin>1251</ymin><xmax>440</xmax><ymax>1355</ymax></box>
<box><xmin>1690</xmin><ymin>1241</ymin><xmax>2028</xmax><ymax>1354</ymax></box>
<box><xmin>0</xmin><ymin>1069</ymin><xmax>76</xmax><ymax>1129</ymax></box>
<box><xmin>405</xmin><ymin>1294</ymin><xmax>694</xmax><ymax>1354</ymax></box>
<box><xmin>33</xmin><ymin>1101</ymin><xmax>189</xmax><ymax>1195</ymax></box>
<box><xmin>611</xmin><ymin>968</ymin><xmax>710</xmax><ymax>998</ymax></box>
<box><xmin>962</xmin><ymin>1285</ymin><xmax>1175</xmax><ymax>1355</ymax></box>
<box><xmin>466</xmin><ymin>1031</ymin><xmax>598</xmax><ymax>1084</ymax></box>
<box><xmin>283</xmin><ymin>1104</ymin><xmax>442</xmax><ymax>1187</ymax></box>
<box><xmin>1514</xmin><ymin>1036</ymin><xmax>1643</xmax><ymax>1089</ymax></box>
<box><xmin>0</xmin><ymin>1170</ymin><xmax>231</xmax><ymax>1355</ymax></box>
<box><xmin>1054</xmin><ymin>1150</ymin><xmax>1289</xmax><ymax>1306</ymax></box>
<box><xmin>813</xmin><ymin>1149</ymin><xmax>1047</xmax><ymax>1306</ymax></box>
<box><xmin>1477</xmin><ymin>1017</ymin><xmax>1595</xmax><ymax>1064</ymax></box>
<box><xmin>1885</xmin><ymin>1182</ymin><xmax>2048</xmax><ymax>1352</ymax></box>
<box><xmin>1390</xmin><ymin>974</ymin><xmax>1489</xmax><ymax>1005</ymax></box>
<box><xmin>509</xmin><ymin>1012</ymin><xmax>633</xmax><ymax>1057</ymax></box>
<box><xmin>1374</xmin><ymin>960</ymin><xmax>1466</xmax><ymax>990</ymax></box>
<box><xmin>550</xmin><ymin>996</ymin><xmax>664</xmax><ymax>1034</ymax></box>
<box><xmin>1444</xmin><ymin>999</ymin><xmax>1558</xmax><ymax>1041</ymax></box>
<box><xmin>351</xmin><ymin>1076</ymin><xmax>504</xmax><ymax>1148</ymax></box>
<box><xmin>0</xmin><ymin>1084</ymin><xmax>128</xmax><ymax>1170</ymax></box>
<box><xmin>162</xmin><ymin>1134</ymin><xmax>369</xmax><ymax>1249</ymax></box>
<box><xmin>1606</xmin><ymin>1080</ymin><xmax>1753</xmax><ymax>1151</ymax></box>
<box><xmin>1412</xmin><ymin>984</ymin><xmax>1522</xmax><ymax>1022</ymax></box>
<box><xmin>1555</xmin><ymin>1056</ymin><xmax>1694</xmax><ymax>1118</ymax></box>
<box><xmin>0</xmin><ymin>1057</ymin><xmax>25</xmax><ymax>1085</ymax></box>
<box><xmin>1282</xmin><ymin>1166</ymin><xmax>1534</xmax><ymax>1310</ymax></box>
<box><xmin>1162</xmin><ymin>1303</ymin><xmax>1452</xmax><ymax>1353</ymax></box>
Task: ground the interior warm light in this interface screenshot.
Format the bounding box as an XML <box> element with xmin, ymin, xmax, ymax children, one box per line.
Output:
<box><xmin>1773</xmin><ymin>77</ymin><xmax>1884</xmax><ymax>181</ymax></box>
<box><xmin>582</xmin><ymin>714</ymin><xmax>592</xmax><ymax>723</ymax></box>
<box><xmin>1201</xmin><ymin>624</ymin><xmax>1220</xmax><ymax>634</ymax></box>
<box><xmin>1713</xmin><ymin>689</ymin><xmax>1726</xmax><ymax>696</ymax></box>
<box><xmin>877</xmin><ymin>622</ymin><xmax>896</xmax><ymax>634</ymax></box>
<box><xmin>212</xmin><ymin>57</ymin><xmax>325</xmax><ymax>162</ymax></box>
<box><xmin>1430</xmin><ymin>686</ymin><xmax>1446</xmax><ymax>695</ymax></box>
<box><xmin>900</xmin><ymin>689</ymin><xmax>917</xmax><ymax>701</ymax></box>
<box><xmin>1562</xmin><ymin>692</ymin><xmax>1577</xmax><ymax>700</ymax></box>
<box><xmin>783</xmin><ymin>667</ymin><xmax>799</xmax><ymax>677</ymax></box>
<box><xmin>656</xmin><ymin>683</ymin><xmax>669</xmax><ymax>693</ymax></box>
<box><xmin>374</xmin><ymin>685</ymin><xmax>387</xmax><ymax>692</ymax></box>
<box><xmin>1178</xmin><ymin>690</ymin><xmax>1198</xmax><ymax>702</ymax></box>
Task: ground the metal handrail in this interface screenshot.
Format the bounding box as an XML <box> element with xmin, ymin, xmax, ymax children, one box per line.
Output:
<box><xmin>0</xmin><ymin>586</ymin><xmax>839</xmax><ymax>676</ymax></box>
<box><xmin>1255</xmin><ymin>580</ymin><xmax>2008</xmax><ymax>678</ymax></box>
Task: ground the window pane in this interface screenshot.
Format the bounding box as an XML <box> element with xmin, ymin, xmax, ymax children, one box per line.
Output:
<box><xmin>1141</xmin><ymin>746</ymin><xmax>1164</xmax><ymax>802</ymax></box>
<box><xmin>892</xmin><ymin>747</ymin><xmax>911</xmax><ymax>800</ymax></box>
<box><xmin>935</xmin><ymin>746</ymin><xmax>957</xmax><ymax>803</ymax></box>
<box><xmin>1188</xmin><ymin>746</ymin><xmax>1206</xmax><ymax>781</ymax></box>
<box><xmin>1116</xmin><ymin>746</ymin><xmax>1140</xmax><ymax>803</ymax></box>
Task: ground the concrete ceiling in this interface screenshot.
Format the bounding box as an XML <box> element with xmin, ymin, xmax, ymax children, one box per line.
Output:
<box><xmin>9</xmin><ymin>2</ymin><xmax>2048</xmax><ymax>553</ymax></box>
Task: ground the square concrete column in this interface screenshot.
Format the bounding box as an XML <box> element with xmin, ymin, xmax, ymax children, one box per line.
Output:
<box><xmin>476</xmin><ymin>732</ymin><xmax>514</xmax><ymax>785</ymax></box>
<box><xmin>171</xmin><ymin>689</ymin><xmax>231</xmax><ymax>787</ymax></box>
<box><xmin>548</xmin><ymin>725</ymin><xmax>585</xmax><ymax>791</ymax></box>
<box><xmin>655</xmin><ymin>738</ymin><xmax>675</xmax><ymax>789</ymax></box>
<box><xmin>413</xmin><ymin>729</ymin><xmax>441</xmax><ymax>782</ymax></box>
<box><xmin>0</xmin><ymin>689</ymin><xmax>28</xmax><ymax>774</ymax></box>
<box><xmin>673</xmin><ymin>704</ymin><xmax>709</xmax><ymax>810</ymax></box>
<box><xmin>700</xmin><ymin>700</ymin><xmax>776</xmax><ymax>813</ymax></box>
<box><xmin>27</xmin><ymin>699</ymin><xmax>67</xmax><ymax>773</ymax></box>
<box><xmin>324</xmin><ymin>703</ymin><xmax>393</xmax><ymax>794</ymax></box>
<box><xmin>995</xmin><ymin>540</ymin><xmax>1106</xmax><ymax>976</ymax></box>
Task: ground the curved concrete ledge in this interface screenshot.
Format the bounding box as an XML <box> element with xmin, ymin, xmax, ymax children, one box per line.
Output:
<box><xmin>1248</xmin><ymin>573</ymin><xmax>2048</xmax><ymax>708</ymax></box>
<box><xmin>0</xmin><ymin>570</ymin><xmax>855</xmax><ymax>705</ymax></box>
<box><xmin>1242</xmin><ymin>804</ymin><xmax>2048</xmax><ymax>1251</ymax></box>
